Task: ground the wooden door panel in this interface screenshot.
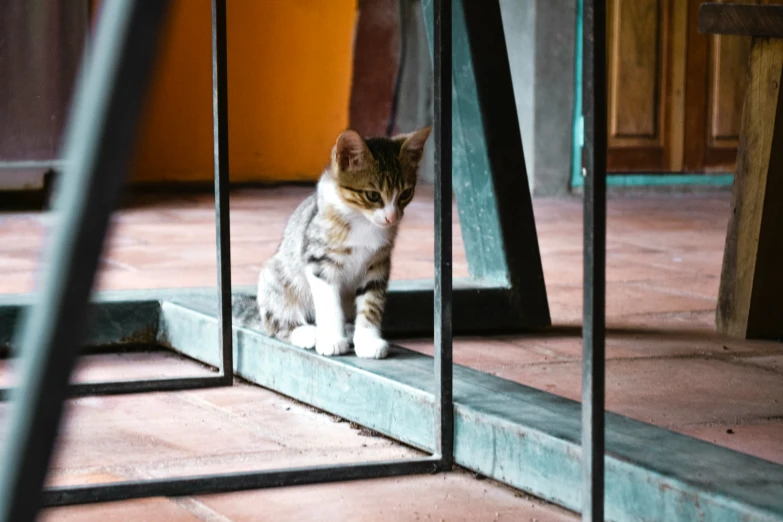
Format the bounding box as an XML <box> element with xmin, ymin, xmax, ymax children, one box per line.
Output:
<box><xmin>706</xmin><ymin>0</ymin><xmax>783</xmax><ymax>164</ymax></box>
<box><xmin>606</xmin><ymin>0</ymin><xmax>782</xmax><ymax>174</ymax></box>
<box><xmin>607</xmin><ymin>0</ymin><xmax>672</xmax><ymax>172</ymax></box>
<box><xmin>609</xmin><ymin>0</ymin><xmax>660</xmax><ymax>140</ymax></box>
<box><xmin>702</xmin><ymin>15</ymin><xmax>753</xmax><ymax>170</ymax></box>
<box><xmin>708</xmin><ymin>31</ymin><xmax>750</xmax><ymax>149</ymax></box>
<box><xmin>683</xmin><ymin>0</ymin><xmax>782</xmax><ymax>172</ymax></box>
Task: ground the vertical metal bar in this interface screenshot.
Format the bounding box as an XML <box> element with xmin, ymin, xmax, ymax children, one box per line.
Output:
<box><xmin>433</xmin><ymin>0</ymin><xmax>454</xmax><ymax>468</ymax></box>
<box><xmin>0</xmin><ymin>2</ymin><xmax>171</xmax><ymax>521</ymax></box>
<box><xmin>211</xmin><ymin>0</ymin><xmax>233</xmax><ymax>383</ymax></box>
<box><xmin>581</xmin><ymin>0</ymin><xmax>607</xmax><ymax>520</ymax></box>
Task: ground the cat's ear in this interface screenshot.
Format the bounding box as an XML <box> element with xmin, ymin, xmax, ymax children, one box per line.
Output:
<box><xmin>399</xmin><ymin>126</ymin><xmax>432</xmax><ymax>165</ymax></box>
<box><xmin>335</xmin><ymin>130</ymin><xmax>369</xmax><ymax>172</ymax></box>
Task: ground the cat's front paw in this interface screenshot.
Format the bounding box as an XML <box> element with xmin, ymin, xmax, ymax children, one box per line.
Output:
<box><xmin>289</xmin><ymin>324</ymin><xmax>317</xmax><ymax>349</ymax></box>
<box><xmin>353</xmin><ymin>326</ymin><xmax>390</xmax><ymax>359</ymax></box>
<box><xmin>315</xmin><ymin>335</ymin><xmax>351</xmax><ymax>356</ymax></box>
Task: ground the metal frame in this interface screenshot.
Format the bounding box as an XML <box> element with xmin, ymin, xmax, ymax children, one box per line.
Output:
<box><xmin>433</xmin><ymin>0</ymin><xmax>454</xmax><ymax>468</ymax></box>
<box><xmin>0</xmin><ymin>0</ymin><xmax>234</xmax><ymax>401</ymax></box>
<box><xmin>0</xmin><ymin>2</ymin><xmax>174</xmax><ymax>519</ymax></box>
<box><xmin>2</xmin><ymin>0</ymin><xmax>778</xmax><ymax>517</ymax></box>
<box><xmin>0</xmin><ymin>0</ymin><xmax>611</xmax><ymax>519</ymax></box>
<box><xmin>0</xmin><ymin>0</ymin><xmax>453</xmax><ymax>518</ymax></box>
<box><xmin>581</xmin><ymin>0</ymin><xmax>607</xmax><ymax>520</ymax></box>
<box><xmin>207</xmin><ymin>0</ymin><xmax>549</xmax><ymax>339</ymax></box>
<box><xmin>211</xmin><ymin>0</ymin><xmax>234</xmax><ymax>388</ymax></box>
<box><xmin>412</xmin><ymin>0</ymin><xmax>551</xmax><ymax>336</ymax></box>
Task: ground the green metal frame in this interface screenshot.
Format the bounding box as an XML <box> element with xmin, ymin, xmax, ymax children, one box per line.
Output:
<box><xmin>142</xmin><ymin>0</ymin><xmax>552</xmax><ymax>342</ymax></box>
<box><xmin>0</xmin><ymin>0</ymin><xmax>455</xmax><ymax>514</ymax></box>
<box><xmin>417</xmin><ymin>0</ymin><xmax>551</xmax><ymax>333</ymax></box>
<box><xmin>6</xmin><ymin>0</ymin><xmax>783</xmax><ymax>520</ymax></box>
<box><xmin>3</xmin><ymin>292</ymin><xmax>783</xmax><ymax>520</ymax></box>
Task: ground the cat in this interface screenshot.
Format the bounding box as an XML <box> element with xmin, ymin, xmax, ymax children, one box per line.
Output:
<box><xmin>255</xmin><ymin>126</ymin><xmax>431</xmax><ymax>359</ymax></box>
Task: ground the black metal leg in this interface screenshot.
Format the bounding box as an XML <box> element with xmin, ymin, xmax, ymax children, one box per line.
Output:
<box><xmin>0</xmin><ymin>0</ymin><xmax>234</xmax><ymax>405</ymax></box>
<box><xmin>433</xmin><ymin>0</ymin><xmax>454</xmax><ymax>469</ymax></box>
<box><xmin>211</xmin><ymin>0</ymin><xmax>234</xmax><ymax>384</ymax></box>
<box><xmin>0</xmin><ymin>2</ymin><xmax>172</xmax><ymax>521</ymax></box>
<box><xmin>0</xmin><ymin>0</ymin><xmax>457</xmax><ymax>511</ymax></box>
<box><xmin>581</xmin><ymin>0</ymin><xmax>607</xmax><ymax>520</ymax></box>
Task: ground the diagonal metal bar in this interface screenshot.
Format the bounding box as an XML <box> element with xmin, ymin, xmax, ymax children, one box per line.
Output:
<box><xmin>0</xmin><ymin>2</ymin><xmax>172</xmax><ymax>521</ymax></box>
<box><xmin>211</xmin><ymin>0</ymin><xmax>234</xmax><ymax>384</ymax></box>
<box><xmin>433</xmin><ymin>0</ymin><xmax>454</xmax><ymax>468</ymax></box>
<box><xmin>420</xmin><ymin>0</ymin><xmax>550</xmax><ymax>331</ymax></box>
<box><xmin>0</xmin><ymin>0</ymin><xmax>234</xmax><ymax>404</ymax></box>
<box><xmin>581</xmin><ymin>0</ymin><xmax>607</xmax><ymax>520</ymax></box>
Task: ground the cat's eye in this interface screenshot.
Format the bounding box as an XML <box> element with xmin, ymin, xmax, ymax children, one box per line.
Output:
<box><xmin>365</xmin><ymin>191</ymin><xmax>382</xmax><ymax>203</ymax></box>
<box><xmin>399</xmin><ymin>188</ymin><xmax>413</xmax><ymax>202</ymax></box>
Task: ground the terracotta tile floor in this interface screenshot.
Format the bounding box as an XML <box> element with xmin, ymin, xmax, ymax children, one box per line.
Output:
<box><xmin>2</xmin><ymin>185</ymin><xmax>783</xmax><ymax>520</ymax></box>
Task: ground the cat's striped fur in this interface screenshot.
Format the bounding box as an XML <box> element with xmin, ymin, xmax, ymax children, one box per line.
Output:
<box><xmin>256</xmin><ymin>126</ymin><xmax>431</xmax><ymax>359</ymax></box>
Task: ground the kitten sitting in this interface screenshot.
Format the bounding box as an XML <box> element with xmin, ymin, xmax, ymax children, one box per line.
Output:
<box><xmin>257</xmin><ymin>126</ymin><xmax>431</xmax><ymax>359</ymax></box>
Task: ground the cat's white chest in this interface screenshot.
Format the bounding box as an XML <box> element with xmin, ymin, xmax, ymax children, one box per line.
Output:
<box><xmin>341</xmin><ymin>218</ymin><xmax>390</xmax><ymax>283</ymax></box>
<box><xmin>347</xmin><ymin>218</ymin><xmax>389</xmax><ymax>251</ymax></box>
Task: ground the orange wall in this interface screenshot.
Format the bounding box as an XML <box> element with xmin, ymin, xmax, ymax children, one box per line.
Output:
<box><xmin>125</xmin><ymin>0</ymin><xmax>357</xmax><ymax>183</ymax></box>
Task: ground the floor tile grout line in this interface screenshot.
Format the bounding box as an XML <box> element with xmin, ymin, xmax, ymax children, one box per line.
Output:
<box><xmin>724</xmin><ymin>356</ymin><xmax>783</xmax><ymax>378</ymax></box>
<box><xmin>127</xmin><ymin>468</ymin><xmax>237</xmax><ymax>522</ymax></box>
<box><xmin>448</xmin><ymin>348</ymin><xmax>783</xmax><ymax>370</ymax></box>
<box><xmin>170</xmin><ymin>497</ymin><xmax>237</xmax><ymax>522</ymax></box>
<box><xmin>610</xmin><ymin>308</ymin><xmax>718</xmax><ymax>321</ymax></box>
<box><xmin>625</xmin><ymin>280</ymin><xmax>720</xmax><ymax>301</ymax></box>
<box><xmin>164</xmin><ymin>393</ymin><xmax>292</xmax><ymax>450</ymax></box>
<box><xmin>679</xmin><ymin>415</ymin><xmax>783</xmax><ymax>429</ymax></box>
<box><xmin>161</xmin><ymin>389</ymin><xmax>412</xmax><ymax>451</ymax></box>
<box><xmin>46</xmin><ymin>445</ymin><xmax>419</xmax><ymax>490</ymax></box>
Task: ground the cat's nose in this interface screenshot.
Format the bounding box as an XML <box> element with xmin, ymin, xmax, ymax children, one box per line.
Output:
<box><xmin>384</xmin><ymin>211</ymin><xmax>398</xmax><ymax>224</ymax></box>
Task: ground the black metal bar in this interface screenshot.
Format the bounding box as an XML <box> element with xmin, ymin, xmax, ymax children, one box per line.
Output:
<box><xmin>0</xmin><ymin>2</ymin><xmax>172</xmax><ymax>521</ymax></box>
<box><xmin>44</xmin><ymin>457</ymin><xmax>440</xmax><ymax>507</ymax></box>
<box><xmin>211</xmin><ymin>0</ymin><xmax>233</xmax><ymax>384</ymax></box>
<box><xmin>433</xmin><ymin>0</ymin><xmax>454</xmax><ymax>468</ymax></box>
<box><xmin>67</xmin><ymin>376</ymin><xmax>225</xmax><ymax>396</ymax></box>
<box><xmin>0</xmin><ymin>0</ymin><xmax>452</xmax><ymax>512</ymax></box>
<box><xmin>581</xmin><ymin>0</ymin><xmax>607</xmax><ymax>520</ymax></box>
<box><xmin>0</xmin><ymin>376</ymin><xmax>225</xmax><ymax>402</ymax></box>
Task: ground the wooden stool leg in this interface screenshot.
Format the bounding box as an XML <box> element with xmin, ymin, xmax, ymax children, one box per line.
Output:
<box><xmin>718</xmin><ymin>38</ymin><xmax>783</xmax><ymax>340</ymax></box>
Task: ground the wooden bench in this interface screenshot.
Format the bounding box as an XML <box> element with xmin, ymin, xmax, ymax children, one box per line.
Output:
<box><xmin>699</xmin><ymin>3</ymin><xmax>783</xmax><ymax>340</ymax></box>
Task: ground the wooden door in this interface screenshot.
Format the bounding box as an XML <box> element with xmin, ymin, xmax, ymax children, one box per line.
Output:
<box><xmin>606</xmin><ymin>0</ymin><xmax>782</xmax><ymax>174</ymax></box>
<box><xmin>606</xmin><ymin>0</ymin><xmax>678</xmax><ymax>172</ymax></box>
<box><xmin>683</xmin><ymin>0</ymin><xmax>782</xmax><ymax>172</ymax></box>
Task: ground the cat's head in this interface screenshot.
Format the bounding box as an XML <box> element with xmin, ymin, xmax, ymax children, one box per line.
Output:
<box><xmin>330</xmin><ymin>126</ymin><xmax>431</xmax><ymax>228</ymax></box>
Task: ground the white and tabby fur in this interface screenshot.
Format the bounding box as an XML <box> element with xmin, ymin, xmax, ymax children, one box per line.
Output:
<box><xmin>255</xmin><ymin>127</ymin><xmax>431</xmax><ymax>359</ymax></box>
